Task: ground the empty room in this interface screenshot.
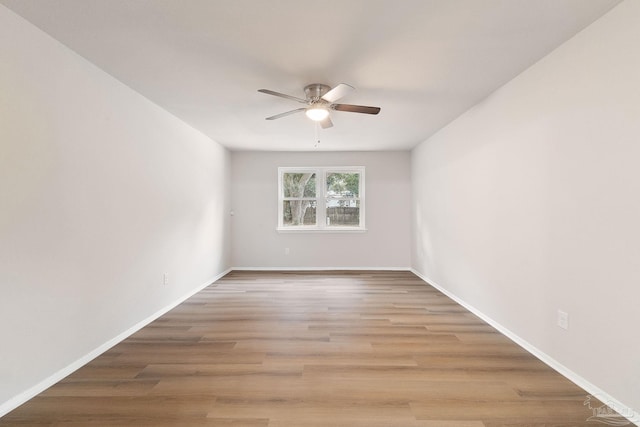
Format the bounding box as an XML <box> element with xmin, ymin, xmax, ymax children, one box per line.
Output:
<box><xmin>1</xmin><ymin>0</ymin><xmax>638</xmax><ymax>425</ymax></box>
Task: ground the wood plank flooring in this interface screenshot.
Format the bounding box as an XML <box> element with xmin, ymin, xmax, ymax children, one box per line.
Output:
<box><xmin>0</xmin><ymin>271</ymin><xmax>627</xmax><ymax>426</ymax></box>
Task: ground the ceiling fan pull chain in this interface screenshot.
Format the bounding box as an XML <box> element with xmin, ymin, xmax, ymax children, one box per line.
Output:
<box><xmin>314</xmin><ymin>122</ymin><xmax>320</xmax><ymax>148</ymax></box>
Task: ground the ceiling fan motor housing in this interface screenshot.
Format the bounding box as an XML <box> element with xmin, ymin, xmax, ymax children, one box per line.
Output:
<box><xmin>304</xmin><ymin>84</ymin><xmax>331</xmax><ymax>101</ymax></box>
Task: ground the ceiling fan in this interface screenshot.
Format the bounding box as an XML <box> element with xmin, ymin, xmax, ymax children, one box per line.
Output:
<box><xmin>258</xmin><ymin>83</ymin><xmax>381</xmax><ymax>129</ymax></box>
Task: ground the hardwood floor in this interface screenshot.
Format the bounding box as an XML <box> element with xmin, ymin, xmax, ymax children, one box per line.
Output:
<box><xmin>0</xmin><ymin>271</ymin><xmax>624</xmax><ymax>426</ymax></box>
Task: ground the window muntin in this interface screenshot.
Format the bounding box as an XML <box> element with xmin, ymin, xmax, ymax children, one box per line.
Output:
<box><xmin>278</xmin><ymin>167</ymin><xmax>365</xmax><ymax>231</ymax></box>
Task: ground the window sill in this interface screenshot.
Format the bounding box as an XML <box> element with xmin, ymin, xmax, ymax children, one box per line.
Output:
<box><xmin>277</xmin><ymin>227</ymin><xmax>367</xmax><ymax>234</ymax></box>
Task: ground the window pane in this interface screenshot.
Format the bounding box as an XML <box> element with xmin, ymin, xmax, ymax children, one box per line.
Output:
<box><xmin>283</xmin><ymin>200</ymin><xmax>316</xmax><ymax>226</ymax></box>
<box><xmin>283</xmin><ymin>173</ymin><xmax>316</xmax><ymax>198</ymax></box>
<box><xmin>325</xmin><ymin>199</ymin><xmax>360</xmax><ymax>226</ymax></box>
<box><xmin>326</xmin><ymin>172</ymin><xmax>359</xmax><ymax>198</ymax></box>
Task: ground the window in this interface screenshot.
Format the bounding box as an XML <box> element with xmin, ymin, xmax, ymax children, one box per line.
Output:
<box><xmin>278</xmin><ymin>167</ymin><xmax>365</xmax><ymax>231</ymax></box>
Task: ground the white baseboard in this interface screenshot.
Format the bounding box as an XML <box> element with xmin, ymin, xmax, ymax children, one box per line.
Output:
<box><xmin>231</xmin><ymin>266</ymin><xmax>412</xmax><ymax>271</ymax></box>
<box><xmin>0</xmin><ymin>268</ymin><xmax>232</xmax><ymax>418</ymax></box>
<box><xmin>410</xmin><ymin>268</ymin><xmax>639</xmax><ymax>426</ymax></box>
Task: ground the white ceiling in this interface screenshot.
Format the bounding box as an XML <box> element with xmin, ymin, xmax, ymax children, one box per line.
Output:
<box><xmin>1</xmin><ymin>0</ymin><xmax>621</xmax><ymax>151</ymax></box>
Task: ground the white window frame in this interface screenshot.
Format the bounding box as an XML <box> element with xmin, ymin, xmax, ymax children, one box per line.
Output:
<box><xmin>277</xmin><ymin>166</ymin><xmax>366</xmax><ymax>232</ymax></box>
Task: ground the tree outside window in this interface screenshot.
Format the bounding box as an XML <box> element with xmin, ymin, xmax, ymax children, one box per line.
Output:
<box><xmin>282</xmin><ymin>172</ymin><xmax>316</xmax><ymax>226</ymax></box>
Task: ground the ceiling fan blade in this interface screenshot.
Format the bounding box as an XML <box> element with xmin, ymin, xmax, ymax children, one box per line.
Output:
<box><xmin>265</xmin><ymin>108</ymin><xmax>306</xmax><ymax>120</ymax></box>
<box><xmin>258</xmin><ymin>89</ymin><xmax>308</xmax><ymax>104</ymax></box>
<box><xmin>321</xmin><ymin>83</ymin><xmax>354</xmax><ymax>103</ymax></box>
<box><xmin>332</xmin><ymin>104</ymin><xmax>381</xmax><ymax>115</ymax></box>
<box><xmin>319</xmin><ymin>116</ymin><xmax>333</xmax><ymax>129</ymax></box>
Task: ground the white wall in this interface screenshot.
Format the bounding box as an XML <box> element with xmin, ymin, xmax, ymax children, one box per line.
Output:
<box><xmin>412</xmin><ymin>0</ymin><xmax>640</xmax><ymax>417</ymax></box>
<box><xmin>231</xmin><ymin>151</ymin><xmax>411</xmax><ymax>269</ymax></box>
<box><xmin>0</xmin><ymin>6</ymin><xmax>230</xmax><ymax>413</ymax></box>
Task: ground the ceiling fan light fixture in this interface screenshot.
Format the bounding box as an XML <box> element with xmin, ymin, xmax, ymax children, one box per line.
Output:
<box><xmin>305</xmin><ymin>106</ymin><xmax>329</xmax><ymax>121</ymax></box>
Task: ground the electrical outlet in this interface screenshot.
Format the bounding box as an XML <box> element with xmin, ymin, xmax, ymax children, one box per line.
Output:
<box><xmin>285</xmin><ymin>247</ymin><xmax>290</xmax><ymax>255</ymax></box>
<box><xmin>163</xmin><ymin>273</ymin><xmax>169</xmax><ymax>286</ymax></box>
<box><xmin>557</xmin><ymin>310</ymin><xmax>569</xmax><ymax>330</ymax></box>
